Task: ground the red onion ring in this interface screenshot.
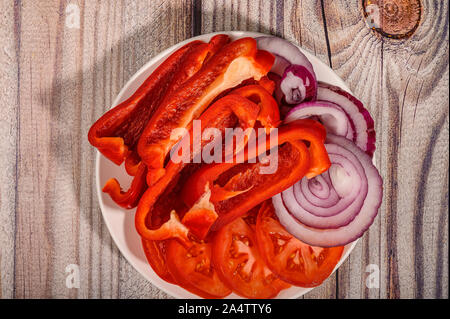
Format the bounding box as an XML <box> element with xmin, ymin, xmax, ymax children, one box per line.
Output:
<box><xmin>317</xmin><ymin>82</ymin><xmax>376</xmax><ymax>157</ymax></box>
<box><xmin>285</xmin><ymin>101</ymin><xmax>352</xmax><ymax>138</ymax></box>
<box><xmin>283</xmin><ymin>148</ymin><xmax>366</xmax><ymax>227</ymax></box>
<box><xmin>256</xmin><ymin>37</ymin><xmax>314</xmax><ymax>72</ymax></box>
<box><xmin>281</xmin><ymin>65</ymin><xmax>317</xmax><ymax>104</ymax></box>
<box><xmin>256</xmin><ymin>36</ymin><xmax>317</xmax><ymax>104</ymax></box>
<box><xmin>273</xmin><ymin>134</ymin><xmax>383</xmax><ymax>247</ymax></box>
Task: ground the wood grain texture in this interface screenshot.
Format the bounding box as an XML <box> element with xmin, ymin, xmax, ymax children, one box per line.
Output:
<box><xmin>0</xmin><ymin>0</ymin><xmax>447</xmax><ymax>299</ymax></box>
<box><xmin>0</xmin><ymin>0</ymin><xmax>19</xmax><ymax>300</ymax></box>
<box><xmin>320</xmin><ymin>0</ymin><xmax>449</xmax><ymax>299</ymax></box>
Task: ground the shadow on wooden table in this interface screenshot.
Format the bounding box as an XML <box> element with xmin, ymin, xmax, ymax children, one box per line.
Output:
<box><xmin>33</xmin><ymin>3</ymin><xmax>209</xmax><ymax>285</ymax></box>
<box><xmin>32</xmin><ymin>2</ymin><xmax>291</xmax><ymax>298</ymax></box>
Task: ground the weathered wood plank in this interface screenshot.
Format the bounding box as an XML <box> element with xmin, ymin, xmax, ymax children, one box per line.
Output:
<box><xmin>201</xmin><ymin>0</ymin><xmax>279</xmax><ymax>35</ymax></box>
<box><xmin>76</xmin><ymin>0</ymin><xmax>123</xmax><ymax>299</ymax></box>
<box><xmin>117</xmin><ymin>0</ymin><xmax>193</xmax><ymax>299</ymax></box>
<box><xmin>8</xmin><ymin>0</ymin><xmax>194</xmax><ymax>299</ymax></box>
<box><xmin>200</xmin><ymin>0</ymin><xmax>339</xmax><ymax>299</ymax></box>
<box><xmin>316</xmin><ymin>0</ymin><xmax>385</xmax><ymax>299</ymax></box>
<box><xmin>321</xmin><ymin>0</ymin><xmax>449</xmax><ymax>299</ymax></box>
<box><xmin>13</xmin><ymin>0</ymin><xmax>64</xmax><ymax>298</ymax></box>
<box><xmin>0</xmin><ymin>0</ymin><xmax>19</xmax><ymax>299</ymax></box>
<box><xmin>283</xmin><ymin>0</ymin><xmax>330</xmax><ymax>65</ymax></box>
<box><xmin>283</xmin><ymin>0</ymin><xmax>338</xmax><ymax>299</ymax></box>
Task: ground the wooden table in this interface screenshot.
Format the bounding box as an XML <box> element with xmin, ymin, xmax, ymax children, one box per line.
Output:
<box><xmin>0</xmin><ymin>0</ymin><xmax>448</xmax><ymax>299</ymax></box>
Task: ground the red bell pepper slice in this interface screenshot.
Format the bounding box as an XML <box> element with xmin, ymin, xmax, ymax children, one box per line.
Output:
<box><xmin>89</xmin><ymin>35</ymin><xmax>230</xmax><ymax>166</ymax></box>
<box><xmin>102</xmin><ymin>162</ymin><xmax>148</xmax><ymax>209</ymax></box>
<box><xmin>180</xmin><ymin>119</ymin><xmax>330</xmax><ymax>232</ymax></box>
<box><xmin>230</xmin><ymin>84</ymin><xmax>281</xmax><ymax>130</ymax></box>
<box><xmin>124</xmin><ymin>150</ymin><xmax>141</xmax><ymax>176</ymax></box>
<box><xmin>137</xmin><ymin>38</ymin><xmax>275</xmax><ymax>185</ymax></box>
<box><xmin>135</xmin><ymin>85</ymin><xmax>279</xmax><ymax>242</ymax></box>
<box><xmin>88</xmin><ymin>40</ymin><xmax>204</xmax><ymax>165</ymax></box>
<box><xmin>181</xmin><ymin>186</ymin><xmax>218</xmax><ymax>240</ymax></box>
<box><xmin>256</xmin><ymin>76</ymin><xmax>276</xmax><ymax>94</ymax></box>
<box><xmin>92</xmin><ymin>35</ymin><xmax>231</xmax><ymax>208</ymax></box>
<box><xmin>212</xmin><ymin>75</ymin><xmax>276</xmax><ymax>102</ymax></box>
<box><xmin>172</xmin><ymin>86</ymin><xmax>280</xmax><ymax>239</ymax></box>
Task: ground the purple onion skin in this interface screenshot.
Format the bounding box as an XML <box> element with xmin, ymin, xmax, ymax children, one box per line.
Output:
<box><xmin>273</xmin><ymin>134</ymin><xmax>383</xmax><ymax>248</ymax></box>
<box><xmin>284</xmin><ymin>101</ymin><xmax>350</xmax><ymax>137</ymax></box>
<box><xmin>317</xmin><ymin>82</ymin><xmax>376</xmax><ymax>157</ymax></box>
<box><xmin>281</xmin><ymin>65</ymin><xmax>317</xmax><ymax>104</ymax></box>
<box><xmin>256</xmin><ymin>36</ymin><xmax>318</xmax><ymax>105</ymax></box>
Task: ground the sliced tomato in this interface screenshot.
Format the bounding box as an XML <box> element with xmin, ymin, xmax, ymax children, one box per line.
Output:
<box><xmin>255</xmin><ymin>201</ymin><xmax>344</xmax><ymax>287</ymax></box>
<box><xmin>211</xmin><ymin>210</ymin><xmax>290</xmax><ymax>298</ymax></box>
<box><xmin>140</xmin><ymin>165</ymin><xmax>199</xmax><ymax>285</ymax></box>
<box><xmin>142</xmin><ymin>239</ymin><xmax>176</xmax><ymax>284</ymax></box>
<box><xmin>166</xmin><ymin>238</ymin><xmax>232</xmax><ymax>299</ymax></box>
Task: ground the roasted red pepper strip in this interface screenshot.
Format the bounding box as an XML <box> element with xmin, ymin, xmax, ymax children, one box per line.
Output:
<box><xmin>181</xmin><ymin>119</ymin><xmax>330</xmax><ymax>232</ymax></box>
<box><xmin>96</xmin><ymin>36</ymin><xmax>231</xmax><ymax>208</ymax></box>
<box><xmin>142</xmin><ymin>238</ymin><xmax>176</xmax><ymax>284</ymax></box>
<box><xmin>102</xmin><ymin>162</ymin><xmax>147</xmax><ymax>209</ymax></box>
<box><xmin>164</xmin><ymin>35</ymin><xmax>230</xmax><ymax>99</ymax></box>
<box><xmin>135</xmin><ymin>85</ymin><xmax>279</xmax><ymax>242</ymax></box>
<box><xmin>137</xmin><ymin>38</ymin><xmax>275</xmax><ymax>185</ymax></box>
<box><xmin>89</xmin><ymin>36</ymin><xmax>230</xmax><ymax>166</ymax></box>
<box><xmin>88</xmin><ymin>40</ymin><xmax>205</xmax><ymax>165</ymax></box>
<box><xmin>124</xmin><ymin>150</ymin><xmax>141</xmax><ymax>176</ymax></box>
<box><xmin>175</xmin><ymin>86</ymin><xmax>281</xmax><ymax>238</ymax></box>
<box><xmin>230</xmin><ymin>84</ymin><xmax>281</xmax><ymax>130</ymax></box>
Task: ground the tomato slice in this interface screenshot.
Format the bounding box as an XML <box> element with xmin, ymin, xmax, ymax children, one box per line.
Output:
<box><xmin>211</xmin><ymin>210</ymin><xmax>291</xmax><ymax>298</ymax></box>
<box><xmin>142</xmin><ymin>239</ymin><xmax>176</xmax><ymax>284</ymax></box>
<box><xmin>141</xmin><ymin>164</ymin><xmax>201</xmax><ymax>285</ymax></box>
<box><xmin>166</xmin><ymin>238</ymin><xmax>232</xmax><ymax>299</ymax></box>
<box><xmin>256</xmin><ymin>201</ymin><xmax>344</xmax><ymax>287</ymax></box>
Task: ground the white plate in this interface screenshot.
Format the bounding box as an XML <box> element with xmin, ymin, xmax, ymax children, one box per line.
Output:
<box><xmin>96</xmin><ymin>31</ymin><xmax>359</xmax><ymax>299</ymax></box>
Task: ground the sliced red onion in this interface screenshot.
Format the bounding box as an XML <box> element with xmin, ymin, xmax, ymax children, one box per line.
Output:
<box><xmin>317</xmin><ymin>82</ymin><xmax>376</xmax><ymax>157</ymax></box>
<box><xmin>257</xmin><ymin>37</ymin><xmax>314</xmax><ymax>71</ymax></box>
<box><xmin>281</xmin><ymin>65</ymin><xmax>317</xmax><ymax>104</ymax></box>
<box><xmin>271</xmin><ymin>54</ymin><xmax>290</xmax><ymax>77</ymax></box>
<box><xmin>257</xmin><ymin>36</ymin><xmax>317</xmax><ymax>104</ymax></box>
<box><xmin>267</xmin><ymin>72</ymin><xmax>284</xmax><ymax>105</ymax></box>
<box><xmin>282</xmin><ymin>148</ymin><xmax>366</xmax><ymax>228</ymax></box>
<box><xmin>284</xmin><ymin>101</ymin><xmax>352</xmax><ymax>138</ymax></box>
<box><xmin>273</xmin><ymin>134</ymin><xmax>383</xmax><ymax>247</ymax></box>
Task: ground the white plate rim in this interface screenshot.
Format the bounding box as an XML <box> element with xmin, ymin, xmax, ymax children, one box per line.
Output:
<box><xmin>95</xmin><ymin>31</ymin><xmax>361</xmax><ymax>299</ymax></box>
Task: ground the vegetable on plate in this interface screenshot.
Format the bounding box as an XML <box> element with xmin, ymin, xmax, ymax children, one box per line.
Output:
<box><xmin>88</xmin><ymin>34</ymin><xmax>383</xmax><ymax>298</ymax></box>
<box><xmin>256</xmin><ymin>36</ymin><xmax>317</xmax><ymax>105</ymax></box>
<box><xmin>256</xmin><ymin>201</ymin><xmax>344</xmax><ymax>287</ymax></box>
<box><xmin>273</xmin><ymin>134</ymin><xmax>383</xmax><ymax>247</ymax></box>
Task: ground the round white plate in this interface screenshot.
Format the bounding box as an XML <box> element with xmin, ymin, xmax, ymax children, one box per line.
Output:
<box><xmin>96</xmin><ymin>31</ymin><xmax>359</xmax><ymax>299</ymax></box>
